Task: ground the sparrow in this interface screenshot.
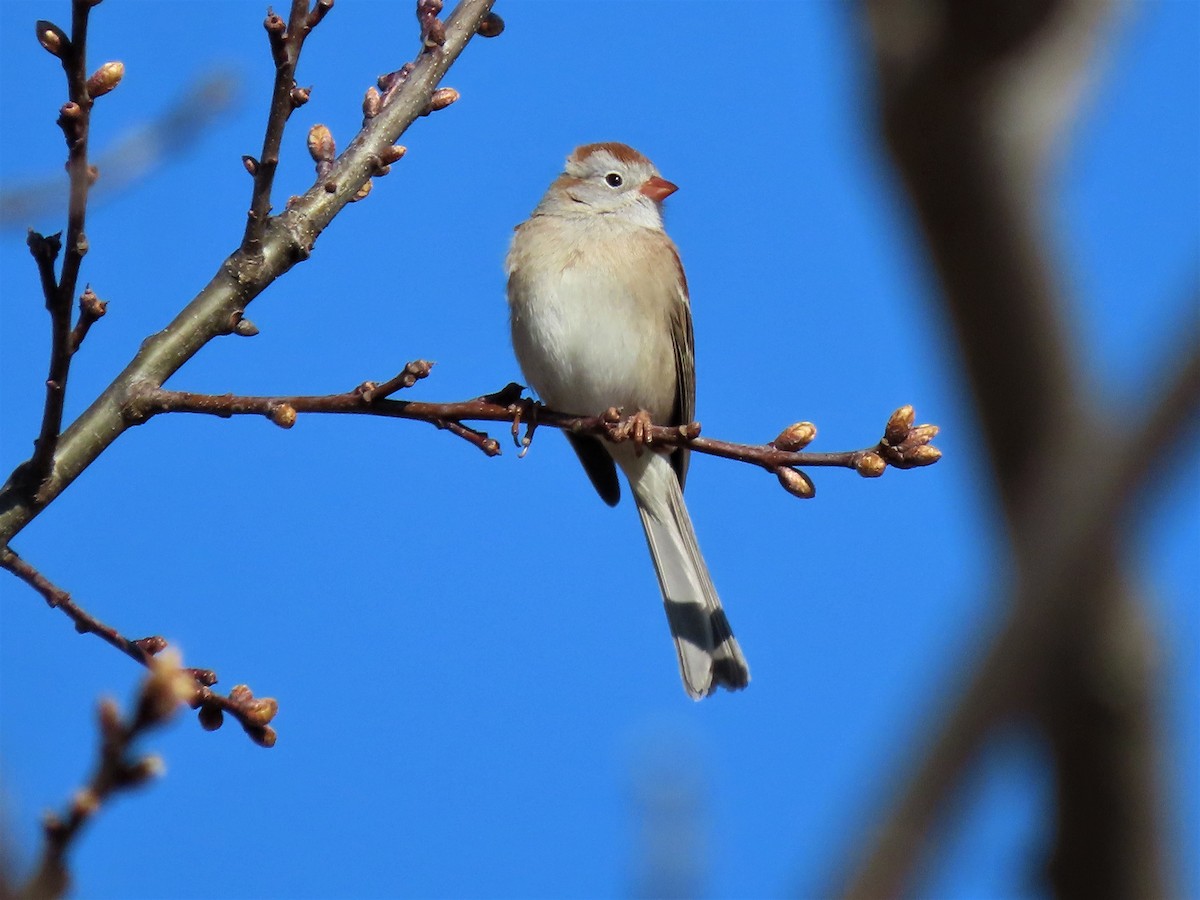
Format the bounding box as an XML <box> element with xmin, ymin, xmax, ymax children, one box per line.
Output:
<box><xmin>505</xmin><ymin>142</ymin><xmax>750</xmax><ymax>699</ymax></box>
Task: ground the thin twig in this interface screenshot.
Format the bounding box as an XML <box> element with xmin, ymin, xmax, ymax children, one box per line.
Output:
<box><xmin>18</xmin><ymin>656</ymin><xmax>194</xmax><ymax>900</ymax></box>
<box><xmin>242</xmin><ymin>0</ymin><xmax>317</xmax><ymax>254</ymax></box>
<box><xmin>24</xmin><ymin>0</ymin><xmax>100</xmax><ymax>498</ymax></box>
<box><xmin>122</xmin><ymin>368</ymin><xmax>940</xmax><ymax>492</ymax></box>
<box><xmin>68</xmin><ymin>286</ymin><xmax>107</xmax><ymax>353</ymax></box>
<box><xmin>0</xmin><ymin>0</ymin><xmax>497</xmax><ymax>546</ymax></box>
<box><xmin>0</xmin><ymin>547</ymin><xmax>278</xmax><ymax>748</ymax></box>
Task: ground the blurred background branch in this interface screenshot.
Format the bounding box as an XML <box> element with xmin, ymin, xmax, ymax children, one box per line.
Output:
<box><xmin>836</xmin><ymin>0</ymin><xmax>1197</xmax><ymax>896</ymax></box>
<box><xmin>0</xmin><ymin>69</ymin><xmax>240</xmax><ymax>231</ymax></box>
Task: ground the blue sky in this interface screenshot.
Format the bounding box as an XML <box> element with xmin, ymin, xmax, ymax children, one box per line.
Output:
<box><xmin>1</xmin><ymin>2</ymin><xmax>1196</xmax><ymax>898</ymax></box>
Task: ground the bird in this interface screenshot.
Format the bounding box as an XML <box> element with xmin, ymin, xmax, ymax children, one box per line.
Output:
<box><xmin>505</xmin><ymin>142</ymin><xmax>750</xmax><ymax>699</ymax></box>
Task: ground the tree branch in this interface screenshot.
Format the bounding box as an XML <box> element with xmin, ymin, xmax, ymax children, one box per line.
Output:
<box><xmin>838</xmin><ymin>0</ymin><xmax>1180</xmax><ymax>896</ymax></box>
<box><xmin>0</xmin><ymin>547</ymin><xmax>279</xmax><ymax>748</ymax></box>
<box><xmin>241</xmin><ymin>0</ymin><xmax>320</xmax><ymax>255</ymax></box>
<box><xmin>115</xmin><ymin>363</ymin><xmax>940</xmax><ymax>498</ymax></box>
<box><xmin>21</xmin><ymin>0</ymin><xmax>108</xmax><ymax>499</ymax></box>
<box><xmin>0</xmin><ymin>0</ymin><xmax>497</xmax><ymax>545</ymax></box>
<box><xmin>16</xmin><ymin>655</ymin><xmax>194</xmax><ymax>900</ymax></box>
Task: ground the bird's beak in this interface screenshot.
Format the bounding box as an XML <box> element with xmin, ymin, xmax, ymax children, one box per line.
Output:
<box><xmin>640</xmin><ymin>176</ymin><xmax>678</xmax><ymax>202</ymax></box>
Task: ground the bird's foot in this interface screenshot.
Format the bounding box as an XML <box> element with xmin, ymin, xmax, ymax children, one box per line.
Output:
<box><xmin>603</xmin><ymin>408</ymin><xmax>655</xmax><ymax>456</ymax></box>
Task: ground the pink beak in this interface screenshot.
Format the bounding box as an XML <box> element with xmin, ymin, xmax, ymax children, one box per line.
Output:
<box><xmin>640</xmin><ymin>176</ymin><xmax>678</xmax><ymax>202</ymax></box>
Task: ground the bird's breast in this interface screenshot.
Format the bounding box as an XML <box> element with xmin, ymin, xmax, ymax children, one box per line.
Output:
<box><xmin>506</xmin><ymin>219</ymin><xmax>679</xmax><ymax>421</ymax></box>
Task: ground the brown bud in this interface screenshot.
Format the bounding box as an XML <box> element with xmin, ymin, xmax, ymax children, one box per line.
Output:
<box><xmin>362</xmin><ymin>86</ymin><xmax>381</xmax><ymax>119</ymax></box>
<box><xmin>772</xmin><ymin>421</ymin><xmax>816</xmax><ymax>452</ymax></box>
<box><xmin>59</xmin><ymin>101</ymin><xmax>83</xmax><ymax>121</ymax></box>
<box><xmin>423</xmin><ymin>17</ymin><xmax>446</xmax><ymax>48</ymax></box>
<box><xmin>233</xmin><ymin>317</ymin><xmax>259</xmax><ymax>337</ymax></box>
<box><xmin>269</xmin><ymin>403</ymin><xmax>296</xmax><ymax>429</ymax></box>
<box><xmin>906</xmin><ymin>445</ymin><xmax>942</xmax><ymax>466</ymax></box>
<box><xmin>97</xmin><ymin>697</ymin><xmax>123</xmax><ymax>740</ymax></box>
<box><xmin>72</xmin><ymin>789</ymin><xmax>100</xmax><ymax>818</ymax></box>
<box><xmin>247</xmin><ymin>725</ymin><xmax>278</xmax><ymax>748</ymax></box>
<box><xmin>198</xmin><ymin>704</ymin><xmax>225</xmax><ymax>731</ymax></box>
<box><xmin>123</xmin><ymin>755</ymin><xmax>165</xmax><ymax>786</ymax></box>
<box><xmin>79</xmin><ymin>287</ymin><xmax>108</xmax><ymax>322</ymax></box>
<box><xmin>776</xmin><ymin>467</ymin><xmax>815</xmax><ymax>499</ymax></box>
<box><xmin>185</xmin><ymin>667</ymin><xmax>218</xmax><ymax>687</ymax></box>
<box><xmin>855</xmin><ymin>452</ymin><xmax>886</xmax><ymax>478</ymax></box>
<box><xmin>36</xmin><ymin>21</ymin><xmax>69</xmax><ymax>57</ymax></box>
<box><xmin>306</xmin><ymin>124</ymin><xmax>335</xmax><ymax>163</ymax></box>
<box><xmin>350</xmin><ymin>180</ymin><xmax>373</xmax><ymax>202</ymax></box>
<box><xmin>380</xmin><ymin>144</ymin><xmax>407</xmax><ymax>165</ymax></box>
<box><xmin>138</xmin><ymin>657</ymin><xmax>192</xmax><ymax>725</ymax></box>
<box><xmin>133</xmin><ymin>635</ymin><xmax>168</xmax><ymax>656</ymax></box>
<box><xmin>242</xmin><ymin>155</ymin><xmax>259</xmax><ymax>176</ymax></box>
<box><xmin>426</xmin><ymin>87</ymin><xmax>459</xmax><ymax>113</ymax></box>
<box><xmin>245</xmin><ymin>697</ymin><xmax>279</xmax><ymax>726</ymax></box>
<box><xmin>86</xmin><ymin>61</ymin><xmax>125</xmax><ymax>98</ymax></box>
<box><xmin>477</xmin><ymin>12</ymin><xmax>505</xmax><ymax>37</ymax></box>
<box><xmin>229</xmin><ymin>684</ymin><xmax>253</xmax><ymax>703</ymax></box>
<box><xmin>290</xmin><ymin>85</ymin><xmax>311</xmax><ymax>107</ymax></box>
<box><xmin>884</xmin><ymin>405</ymin><xmax>915</xmax><ymax>445</ymax></box>
<box><xmin>906</xmin><ymin>424</ymin><xmax>939</xmax><ymax>446</ymax></box>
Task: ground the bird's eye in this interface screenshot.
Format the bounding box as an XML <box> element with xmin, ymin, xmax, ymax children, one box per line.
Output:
<box><xmin>604</xmin><ymin>172</ymin><xmax>623</xmax><ymax>188</ymax></box>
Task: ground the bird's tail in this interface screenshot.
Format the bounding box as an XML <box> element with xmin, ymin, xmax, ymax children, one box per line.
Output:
<box><xmin>628</xmin><ymin>453</ymin><xmax>750</xmax><ymax>699</ymax></box>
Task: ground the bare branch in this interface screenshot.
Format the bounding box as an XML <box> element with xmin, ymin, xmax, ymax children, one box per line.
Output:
<box><xmin>0</xmin><ymin>0</ymin><xmax>498</xmax><ymax>545</ymax></box>
<box><xmin>242</xmin><ymin>0</ymin><xmax>320</xmax><ymax>254</ymax></box>
<box><xmin>21</xmin><ymin>0</ymin><xmax>108</xmax><ymax>500</ymax></box>
<box><xmin>17</xmin><ymin>655</ymin><xmax>194</xmax><ymax>900</ymax></box>
<box><xmin>0</xmin><ymin>547</ymin><xmax>278</xmax><ymax>748</ymax></box>
<box><xmin>117</xmin><ymin>365</ymin><xmax>939</xmax><ymax>498</ymax></box>
<box><xmin>837</xmin><ymin>0</ymin><xmax>1182</xmax><ymax>897</ymax></box>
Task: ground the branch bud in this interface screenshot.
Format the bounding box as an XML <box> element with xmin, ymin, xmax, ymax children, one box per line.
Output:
<box><xmin>884</xmin><ymin>405</ymin><xmax>915</xmax><ymax>445</ymax></box>
<box><xmin>264</xmin><ymin>10</ymin><xmax>287</xmax><ymax>65</ymax></box>
<box><xmin>86</xmin><ymin>61</ymin><xmax>125</xmax><ymax>98</ymax></box>
<box><xmin>132</xmin><ymin>635</ymin><xmax>167</xmax><ymax>655</ymax></box>
<box><xmin>184</xmin><ymin>667</ymin><xmax>218</xmax><ymax>687</ymax></box>
<box><xmin>135</xmin><ymin>652</ymin><xmax>193</xmax><ymax>726</ymax></box>
<box><xmin>245</xmin><ymin>697</ymin><xmax>279</xmax><ymax>726</ymax></box>
<box><xmin>379</xmin><ymin>144</ymin><xmax>407</xmax><ymax>165</ymax></box>
<box><xmin>423</xmin><ymin>17</ymin><xmax>446</xmax><ymax>47</ymax></box>
<box><xmin>242</xmin><ymin>155</ymin><xmax>259</xmax><ymax>176</ymax></box>
<box><xmin>36</xmin><ymin>21</ymin><xmax>69</xmax><ymax>58</ymax></box>
<box><xmin>306</xmin><ymin>123</ymin><xmax>335</xmax><ymax>163</ymax></box>
<box><xmin>233</xmin><ymin>317</ymin><xmax>260</xmax><ymax>337</ymax></box>
<box><xmin>97</xmin><ymin>697</ymin><xmax>123</xmax><ymax>741</ymax></box>
<box><xmin>906</xmin><ymin>424</ymin><xmax>939</xmax><ymax>447</ymax></box>
<box><xmin>362</xmin><ymin>86</ymin><xmax>381</xmax><ymax>119</ymax></box>
<box><xmin>269</xmin><ymin>403</ymin><xmax>296</xmax><ymax>429</ymax></box>
<box><xmin>120</xmin><ymin>755</ymin><xmax>165</xmax><ymax>786</ymax></box>
<box><xmin>247</xmin><ymin>725</ymin><xmax>278</xmax><ymax>748</ymax></box>
<box><xmin>350</xmin><ymin>180</ymin><xmax>373</xmax><ymax>202</ymax></box>
<box><xmin>290</xmin><ymin>85</ymin><xmax>312</xmax><ymax>107</ymax></box>
<box><xmin>424</xmin><ymin>87</ymin><xmax>459</xmax><ymax>114</ymax></box>
<box><xmin>855</xmin><ymin>451</ymin><xmax>886</xmax><ymax>478</ymax></box>
<box><xmin>477</xmin><ymin>12</ymin><xmax>505</xmax><ymax>37</ymax></box>
<box><xmin>198</xmin><ymin>704</ymin><xmax>225</xmax><ymax>731</ymax></box>
<box><xmin>776</xmin><ymin>467</ymin><xmax>815</xmax><ymax>499</ymax></box>
<box><xmin>71</xmin><ymin>789</ymin><xmax>100</xmax><ymax>818</ymax></box>
<box><xmin>772</xmin><ymin>421</ymin><xmax>816</xmax><ymax>452</ymax></box>
<box><xmin>906</xmin><ymin>445</ymin><xmax>942</xmax><ymax>466</ymax></box>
